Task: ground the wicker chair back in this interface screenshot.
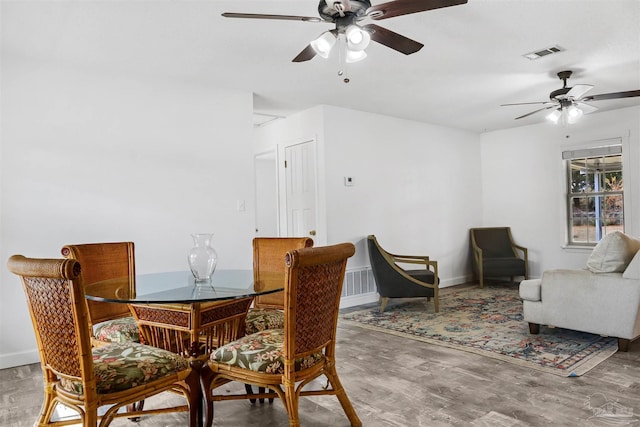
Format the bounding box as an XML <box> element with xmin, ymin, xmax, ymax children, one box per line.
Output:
<box><xmin>252</xmin><ymin>237</ymin><xmax>313</xmax><ymax>309</ymax></box>
<box><xmin>61</xmin><ymin>242</ymin><xmax>135</xmax><ymax>326</ymax></box>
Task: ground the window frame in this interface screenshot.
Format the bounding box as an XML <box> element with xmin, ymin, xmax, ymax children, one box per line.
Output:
<box><xmin>563</xmin><ymin>144</ymin><xmax>624</xmax><ymax>247</ymax></box>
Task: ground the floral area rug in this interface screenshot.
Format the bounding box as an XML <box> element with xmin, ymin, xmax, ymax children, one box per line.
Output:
<box><xmin>342</xmin><ymin>285</ymin><xmax>618</xmax><ymax>377</ymax></box>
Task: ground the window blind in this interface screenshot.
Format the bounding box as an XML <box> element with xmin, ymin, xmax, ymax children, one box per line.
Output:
<box><xmin>562</xmin><ymin>144</ymin><xmax>622</xmax><ymax>160</ymax></box>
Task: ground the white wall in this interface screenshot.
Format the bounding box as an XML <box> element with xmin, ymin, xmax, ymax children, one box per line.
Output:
<box><xmin>0</xmin><ymin>55</ymin><xmax>256</xmax><ymax>368</ymax></box>
<box><xmin>480</xmin><ymin>105</ymin><xmax>640</xmax><ymax>278</ymax></box>
<box><xmin>255</xmin><ymin>105</ymin><xmax>483</xmax><ymax>285</ymax></box>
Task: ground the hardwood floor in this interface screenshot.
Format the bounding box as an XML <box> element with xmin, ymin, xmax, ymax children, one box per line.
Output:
<box><xmin>2</xmin><ymin>284</ymin><xmax>639</xmax><ymax>426</ymax></box>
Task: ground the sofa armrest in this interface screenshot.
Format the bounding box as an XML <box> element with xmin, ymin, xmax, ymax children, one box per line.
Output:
<box><xmin>519</xmin><ymin>279</ymin><xmax>541</xmax><ymax>301</ymax></box>
<box><xmin>623</xmin><ymin>250</ymin><xmax>640</xmax><ymax>280</ymax></box>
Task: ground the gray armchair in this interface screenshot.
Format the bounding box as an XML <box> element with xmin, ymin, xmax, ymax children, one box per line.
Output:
<box><xmin>367</xmin><ymin>235</ymin><xmax>440</xmax><ymax>313</ymax></box>
<box><xmin>470</xmin><ymin>227</ymin><xmax>528</xmax><ymax>288</ymax></box>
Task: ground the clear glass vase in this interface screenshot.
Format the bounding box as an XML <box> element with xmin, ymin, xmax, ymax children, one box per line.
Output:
<box><xmin>188</xmin><ymin>233</ymin><xmax>218</xmax><ymax>282</ymax></box>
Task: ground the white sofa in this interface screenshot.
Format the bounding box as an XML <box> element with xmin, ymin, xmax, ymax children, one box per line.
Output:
<box><xmin>520</xmin><ymin>231</ymin><xmax>640</xmax><ymax>351</ymax></box>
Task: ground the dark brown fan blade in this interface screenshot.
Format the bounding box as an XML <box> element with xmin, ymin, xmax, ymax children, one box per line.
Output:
<box><xmin>222</xmin><ymin>12</ymin><xmax>322</xmax><ymax>23</ymax></box>
<box><xmin>363</xmin><ymin>24</ymin><xmax>423</xmax><ymax>55</ymax></box>
<box><xmin>582</xmin><ymin>90</ymin><xmax>640</xmax><ymax>102</ymax></box>
<box><xmin>514</xmin><ymin>106</ymin><xmax>555</xmax><ymax>120</ymax></box>
<box><xmin>292</xmin><ymin>44</ymin><xmax>317</xmax><ymax>62</ymax></box>
<box><xmin>367</xmin><ymin>0</ymin><xmax>468</xmax><ymax>20</ymax></box>
<box><xmin>501</xmin><ymin>101</ymin><xmax>554</xmax><ymax>106</ymax></box>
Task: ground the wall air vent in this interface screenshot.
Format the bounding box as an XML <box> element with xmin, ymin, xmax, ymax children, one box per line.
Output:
<box><xmin>523</xmin><ymin>45</ymin><xmax>565</xmax><ymax>60</ymax></box>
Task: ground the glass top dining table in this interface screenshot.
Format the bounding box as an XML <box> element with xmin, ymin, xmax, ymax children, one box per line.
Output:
<box><xmin>84</xmin><ymin>269</ymin><xmax>283</xmax><ymax>304</ymax></box>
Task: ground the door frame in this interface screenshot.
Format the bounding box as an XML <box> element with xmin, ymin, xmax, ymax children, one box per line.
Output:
<box><xmin>277</xmin><ymin>136</ymin><xmax>324</xmax><ymax>244</ymax></box>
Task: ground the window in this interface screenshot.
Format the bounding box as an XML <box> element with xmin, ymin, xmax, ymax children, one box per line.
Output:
<box><xmin>563</xmin><ymin>145</ymin><xmax>623</xmax><ymax>246</ymax></box>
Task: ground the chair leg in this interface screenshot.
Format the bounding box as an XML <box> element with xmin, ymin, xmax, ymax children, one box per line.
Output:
<box><xmin>185</xmin><ymin>369</ymin><xmax>202</xmax><ymax>427</ymax></box>
<box><xmin>257</xmin><ymin>387</ymin><xmax>274</xmax><ymax>404</ymax></box>
<box><xmin>37</xmin><ymin>391</ymin><xmax>56</xmax><ymax>427</ymax></box>
<box><xmin>284</xmin><ymin>381</ymin><xmax>300</xmax><ymax>427</ymax></box>
<box><xmin>325</xmin><ymin>367</ymin><xmax>362</xmax><ymax>427</ymax></box>
<box><xmin>433</xmin><ymin>296</ymin><xmax>439</xmax><ymax>313</ymax></box>
<box><xmin>84</xmin><ymin>404</ymin><xmax>98</xmax><ymax>426</ymax></box>
<box><xmin>201</xmin><ymin>366</ymin><xmax>215</xmax><ymax>427</ymax></box>
<box><xmin>618</xmin><ymin>338</ymin><xmax>630</xmax><ymax>352</ymax></box>
<box><xmin>127</xmin><ymin>400</ymin><xmax>145</xmax><ymax>421</ymax></box>
<box><xmin>245</xmin><ymin>383</ymin><xmax>257</xmax><ymax>404</ymax></box>
<box><xmin>379</xmin><ymin>297</ymin><xmax>389</xmax><ymax>313</ymax></box>
<box><xmin>528</xmin><ymin>322</ymin><xmax>540</xmax><ymax>334</ymax></box>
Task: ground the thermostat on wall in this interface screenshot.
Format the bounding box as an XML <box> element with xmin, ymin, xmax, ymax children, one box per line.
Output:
<box><xmin>344</xmin><ymin>177</ymin><xmax>355</xmax><ymax>186</ymax></box>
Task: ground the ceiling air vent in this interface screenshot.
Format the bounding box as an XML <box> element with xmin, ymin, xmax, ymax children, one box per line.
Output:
<box><xmin>523</xmin><ymin>45</ymin><xmax>565</xmax><ymax>60</ymax></box>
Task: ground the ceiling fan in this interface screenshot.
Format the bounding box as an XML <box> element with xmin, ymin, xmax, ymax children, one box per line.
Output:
<box><xmin>502</xmin><ymin>70</ymin><xmax>640</xmax><ymax>124</ymax></box>
<box><xmin>222</xmin><ymin>0</ymin><xmax>468</xmax><ymax>65</ymax></box>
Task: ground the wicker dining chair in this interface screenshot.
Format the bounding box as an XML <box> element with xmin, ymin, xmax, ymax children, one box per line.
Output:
<box><xmin>7</xmin><ymin>255</ymin><xmax>200</xmax><ymax>427</ymax></box>
<box><xmin>243</xmin><ymin>237</ymin><xmax>314</xmax><ymax>403</ymax></box>
<box><xmin>201</xmin><ymin>243</ymin><xmax>361</xmax><ymax>427</ymax></box>
<box><xmin>61</xmin><ymin>242</ymin><xmax>140</xmax><ymax>347</ymax></box>
<box><xmin>244</xmin><ymin>237</ymin><xmax>314</xmax><ymax>335</ymax></box>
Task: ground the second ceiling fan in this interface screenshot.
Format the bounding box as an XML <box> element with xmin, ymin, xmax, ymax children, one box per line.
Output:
<box><xmin>502</xmin><ymin>70</ymin><xmax>640</xmax><ymax>124</ymax></box>
<box><xmin>222</xmin><ymin>0</ymin><xmax>468</xmax><ymax>64</ymax></box>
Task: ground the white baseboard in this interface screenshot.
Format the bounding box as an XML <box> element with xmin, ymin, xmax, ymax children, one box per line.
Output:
<box><xmin>439</xmin><ymin>274</ymin><xmax>473</xmax><ymax>288</ymax></box>
<box><xmin>0</xmin><ymin>350</ymin><xmax>39</xmax><ymax>370</ymax></box>
<box><xmin>338</xmin><ymin>274</ymin><xmax>473</xmax><ymax>310</ymax></box>
<box><xmin>339</xmin><ymin>292</ymin><xmax>378</xmax><ymax>309</ymax></box>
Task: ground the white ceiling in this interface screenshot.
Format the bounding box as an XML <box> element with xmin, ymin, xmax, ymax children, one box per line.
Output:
<box><xmin>2</xmin><ymin>0</ymin><xmax>639</xmax><ymax>133</ymax></box>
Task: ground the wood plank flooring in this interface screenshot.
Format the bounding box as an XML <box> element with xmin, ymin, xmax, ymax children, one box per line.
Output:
<box><xmin>2</xmin><ymin>284</ymin><xmax>639</xmax><ymax>426</ymax></box>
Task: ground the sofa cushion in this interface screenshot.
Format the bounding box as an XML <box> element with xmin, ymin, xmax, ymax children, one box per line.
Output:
<box><xmin>482</xmin><ymin>257</ymin><xmax>526</xmax><ymax>276</ymax></box>
<box><xmin>623</xmin><ymin>249</ymin><xmax>640</xmax><ymax>280</ymax></box>
<box><xmin>586</xmin><ymin>231</ymin><xmax>640</xmax><ymax>273</ymax></box>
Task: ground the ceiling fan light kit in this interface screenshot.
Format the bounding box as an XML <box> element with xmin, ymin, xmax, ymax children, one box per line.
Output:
<box><xmin>309</xmin><ymin>25</ymin><xmax>369</xmax><ymax>63</ymax></box>
<box><xmin>310</xmin><ymin>31</ymin><xmax>337</xmax><ymax>58</ymax></box>
<box><xmin>546</xmin><ymin>103</ymin><xmax>583</xmax><ymax>126</ymax></box>
<box><xmin>345</xmin><ymin>25</ymin><xmax>370</xmax><ymax>51</ymax></box>
<box><xmin>345</xmin><ymin>48</ymin><xmax>367</xmax><ymax>63</ymax></box>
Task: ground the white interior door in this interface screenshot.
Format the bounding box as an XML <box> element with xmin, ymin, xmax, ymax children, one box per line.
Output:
<box><xmin>283</xmin><ymin>140</ymin><xmax>317</xmax><ymax>239</ymax></box>
<box><xmin>254</xmin><ymin>150</ymin><xmax>278</xmax><ymax>236</ymax></box>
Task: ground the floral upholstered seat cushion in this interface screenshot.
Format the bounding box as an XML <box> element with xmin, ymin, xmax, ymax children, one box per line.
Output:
<box><xmin>244</xmin><ymin>308</ymin><xmax>285</xmax><ymax>335</ymax></box>
<box><xmin>94</xmin><ymin>316</ymin><xmax>140</xmax><ymax>344</ymax></box>
<box><xmin>59</xmin><ymin>343</ymin><xmax>189</xmax><ymax>395</ymax></box>
<box><xmin>211</xmin><ymin>329</ymin><xmax>323</xmax><ymax>374</ymax></box>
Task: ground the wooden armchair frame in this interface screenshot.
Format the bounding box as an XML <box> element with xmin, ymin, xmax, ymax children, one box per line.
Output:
<box><xmin>367</xmin><ymin>235</ymin><xmax>440</xmax><ymax>313</ymax></box>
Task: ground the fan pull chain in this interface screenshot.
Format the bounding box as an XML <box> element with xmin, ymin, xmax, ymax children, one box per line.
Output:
<box><xmin>337</xmin><ymin>34</ymin><xmax>350</xmax><ymax>84</ymax></box>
